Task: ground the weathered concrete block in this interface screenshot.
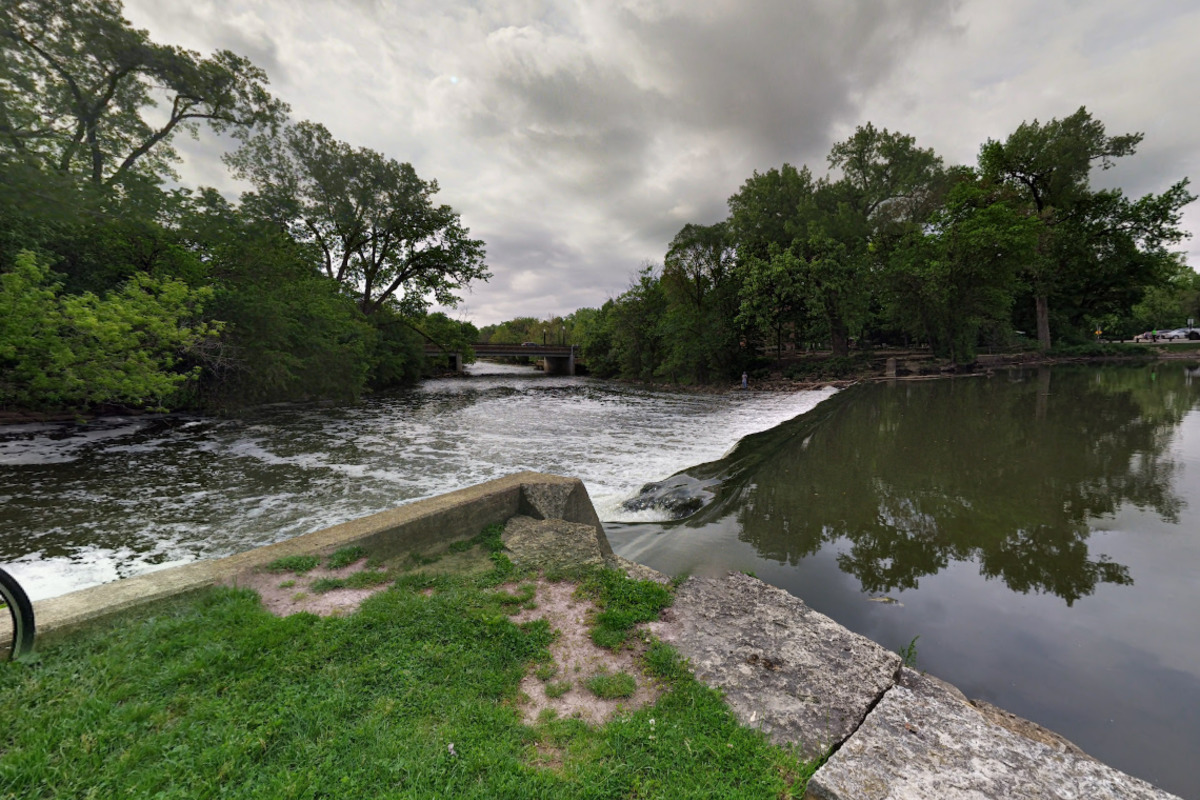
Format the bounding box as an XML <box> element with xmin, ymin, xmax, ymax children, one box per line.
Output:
<box><xmin>502</xmin><ymin>516</ymin><xmax>607</xmax><ymax>572</ymax></box>
<box><xmin>607</xmin><ymin>554</ymin><xmax>672</xmax><ymax>585</ymax></box>
<box><xmin>647</xmin><ymin>572</ymin><xmax>901</xmax><ymax>760</ymax></box>
<box><xmin>33</xmin><ymin>472</ymin><xmax>607</xmax><ymax>646</ymax></box>
<box><xmin>519</xmin><ymin>480</ymin><xmax>612</xmax><ymax>556</ymax></box>
<box><xmin>805</xmin><ymin>672</ymin><xmax>1181</xmax><ymax>800</ymax></box>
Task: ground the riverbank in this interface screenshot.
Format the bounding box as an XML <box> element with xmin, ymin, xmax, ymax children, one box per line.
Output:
<box><xmin>10</xmin><ymin>473</ymin><xmax>1180</xmax><ymax>799</ymax></box>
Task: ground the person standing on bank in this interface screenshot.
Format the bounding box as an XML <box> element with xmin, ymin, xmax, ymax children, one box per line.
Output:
<box><xmin>741</xmin><ymin>372</ymin><xmax>748</xmax><ymax>390</ymax></box>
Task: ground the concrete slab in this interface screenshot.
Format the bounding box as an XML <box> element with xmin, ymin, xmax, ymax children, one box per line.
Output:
<box><xmin>806</xmin><ymin>667</ymin><xmax>1181</xmax><ymax>800</ymax></box>
<box><xmin>647</xmin><ymin>572</ymin><xmax>901</xmax><ymax>761</ymax></box>
<box><xmin>502</xmin><ymin>516</ymin><xmax>607</xmax><ymax>572</ymax></box>
<box><xmin>32</xmin><ymin>472</ymin><xmax>604</xmax><ymax>646</ymax></box>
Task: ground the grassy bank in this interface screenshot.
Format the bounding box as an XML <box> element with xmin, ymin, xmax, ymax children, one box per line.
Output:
<box><xmin>1</xmin><ymin>534</ymin><xmax>816</xmax><ymax>799</ymax></box>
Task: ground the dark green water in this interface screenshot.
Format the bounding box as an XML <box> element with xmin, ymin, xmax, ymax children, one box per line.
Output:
<box><xmin>608</xmin><ymin>364</ymin><xmax>1200</xmax><ymax>798</ymax></box>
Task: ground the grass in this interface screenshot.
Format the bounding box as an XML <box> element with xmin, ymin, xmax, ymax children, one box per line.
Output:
<box><xmin>898</xmin><ymin>635</ymin><xmax>920</xmax><ymax>669</ymax></box>
<box><xmin>1</xmin><ymin>527</ymin><xmax>818</xmax><ymax>799</ymax></box>
<box><xmin>263</xmin><ymin>555</ymin><xmax>321</xmax><ymax>574</ymax></box>
<box><xmin>577</xmin><ymin>568</ymin><xmax>674</xmax><ymax>650</ymax></box>
<box><xmin>586</xmin><ymin>671</ymin><xmax>637</xmax><ymax>699</ymax></box>
<box><xmin>310</xmin><ymin>570</ymin><xmax>392</xmax><ymax>594</ymax></box>
<box><xmin>544</xmin><ymin>680</ymin><xmax>572</xmax><ymax>699</ymax></box>
<box><xmin>326</xmin><ymin>545</ymin><xmax>368</xmax><ymax>570</ymax></box>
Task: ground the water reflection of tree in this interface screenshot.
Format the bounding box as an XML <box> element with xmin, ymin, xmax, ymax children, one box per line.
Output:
<box><xmin>709</xmin><ymin>366</ymin><xmax>1195</xmax><ymax>605</ymax></box>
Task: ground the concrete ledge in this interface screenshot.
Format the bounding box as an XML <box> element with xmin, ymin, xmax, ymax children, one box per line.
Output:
<box><xmin>32</xmin><ymin>472</ymin><xmax>605</xmax><ymax>646</ymax></box>
<box><xmin>806</xmin><ymin>666</ymin><xmax>1177</xmax><ymax>800</ymax></box>
<box><xmin>647</xmin><ymin>571</ymin><xmax>1181</xmax><ymax>800</ymax></box>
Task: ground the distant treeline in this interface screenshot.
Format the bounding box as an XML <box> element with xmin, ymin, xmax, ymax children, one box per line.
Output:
<box><xmin>1</xmin><ymin>0</ymin><xmax>482</xmax><ymax>413</ymax></box>
<box><xmin>487</xmin><ymin>110</ymin><xmax>1196</xmax><ymax>384</ymax></box>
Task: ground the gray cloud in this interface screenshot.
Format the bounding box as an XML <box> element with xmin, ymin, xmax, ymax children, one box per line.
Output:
<box><xmin>121</xmin><ymin>0</ymin><xmax>1198</xmax><ymax>324</ymax></box>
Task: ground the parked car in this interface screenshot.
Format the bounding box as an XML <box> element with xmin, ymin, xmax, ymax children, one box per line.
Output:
<box><xmin>1134</xmin><ymin>328</ymin><xmax>1200</xmax><ymax>341</ymax></box>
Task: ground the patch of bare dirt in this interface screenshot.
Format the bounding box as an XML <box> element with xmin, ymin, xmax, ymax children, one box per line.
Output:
<box><xmin>510</xmin><ymin>578</ymin><xmax>660</xmax><ymax>726</ymax></box>
<box><xmin>227</xmin><ymin>559</ymin><xmax>390</xmax><ymax>617</ymax></box>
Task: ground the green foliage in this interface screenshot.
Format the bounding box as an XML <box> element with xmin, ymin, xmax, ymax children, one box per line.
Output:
<box><xmin>644</xmin><ymin>641</ymin><xmax>690</xmax><ymax>682</ymax></box>
<box><xmin>578</xmin><ymin>569</ymin><xmax>674</xmax><ymax>650</ymax></box>
<box><xmin>1</xmin><ymin>0</ymin><xmax>287</xmax><ymax>189</ymax></box>
<box><xmin>884</xmin><ymin>174</ymin><xmax>1038</xmax><ymax>362</ymax></box>
<box><xmin>227</xmin><ymin>120</ymin><xmax>488</xmax><ymax>315</ymax></box>
<box><xmin>346</xmin><ymin>572</ymin><xmax>389</xmax><ymax>590</ymax></box>
<box><xmin>263</xmin><ymin>555</ymin><xmax>321</xmax><ymax>575</ymax></box>
<box><xmin>980</xmin><ymin>106</ymin><xmax>1194</xmax><ymax>349</ymax></box>
<box><xmin>449</xmin><ymin>522</ymin><xmax>507</xmax><ymax>555</ymax></box>
<box><xmin>416</xmin><ymin>311</ymin><xmax>478</xmax><ymax>373</ymax></box>
<box><xmin>327</xmin><ymin>546</ymin><xmax>367</xmax><ymax>570</ymax></box>
<box><xmin>364</xmin><ymin>305</ymin><xmax>424</xmax><ymax>390</ymax></box>
<box><xmin>0</xmin><ymin>251</ymin><xmax>218</xmax><ymax>410</ymax></box>
<box><xmin>782</xmin><ymin>356</ymin><xmax>866</xmax><ymax>380</ymax></box>
<box><xmin>0</xmin><ymin>546</ymin><xmax>819</xmax><ymax>798</ymax></box>
<box><xmin>0</xmin><ymin>7</ymin><xmax>481</xmax><ymax>412</ymax></box>
<box><xmin>898</xmin><ymin>636</ymin><xmax>920</xmax><ymax>669</ymax></box>
<box><xmin>586</xmin><ymin>671</ymin><xmax>637</xmax><ymax>699</ymax></box>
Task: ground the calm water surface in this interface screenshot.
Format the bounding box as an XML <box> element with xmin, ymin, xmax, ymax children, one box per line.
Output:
<box><xmin>610</xmin><ymin>363</ymin><xmax>1200</xmax><ymax>798</ymax></box>
<box><xmin>2</xmin><ymin>361</ymin><xmax>1198</xmax><ymax>797</ymax></box>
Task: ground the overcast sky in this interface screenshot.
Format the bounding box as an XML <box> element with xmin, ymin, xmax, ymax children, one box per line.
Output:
<box><xmin>122</xmin><ymin>0</ymin><xmax>1200</xmax><ymax>326</ymax></box>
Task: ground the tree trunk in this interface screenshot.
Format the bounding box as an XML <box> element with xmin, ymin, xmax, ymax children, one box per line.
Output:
<box><xmin>830</xmin><ymin>325</ymin><xmax>850</xmax><ymax>358</ymax></box>
<box><xmin>1035</xmin><ymin>294</ymin><xmax>1052</xmax><ymax>351</ymax></box>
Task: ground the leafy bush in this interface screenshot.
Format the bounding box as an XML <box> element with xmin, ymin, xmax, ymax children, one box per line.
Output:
<box><xmin>0</xmin><ymin>251</ymin><xmax>218</xmax><ymax>410</ymax></box>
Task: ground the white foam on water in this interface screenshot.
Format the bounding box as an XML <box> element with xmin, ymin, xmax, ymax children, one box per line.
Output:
<box><xmin>1</xmin><ymin>372</ymin><xmax>836</xmax><ymax>599</ymax></box>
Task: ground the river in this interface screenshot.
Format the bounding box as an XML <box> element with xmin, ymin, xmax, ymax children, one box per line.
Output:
<box><xmin>2</xmin><ymin>361</ymin><xmax>1198</xmax><ymax>797</ymax></box>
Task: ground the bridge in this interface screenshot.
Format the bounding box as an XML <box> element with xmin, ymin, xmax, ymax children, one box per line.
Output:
<box><xmin>423</xmin><ymin>343</ymin><xmax>578</xmax><ymax>375</ymax></box>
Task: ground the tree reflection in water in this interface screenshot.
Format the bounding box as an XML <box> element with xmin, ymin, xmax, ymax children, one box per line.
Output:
<box><xmin>682</xmin><ymin>364</ymin><xmax>1196</xmax><ymax>606</ymax></box>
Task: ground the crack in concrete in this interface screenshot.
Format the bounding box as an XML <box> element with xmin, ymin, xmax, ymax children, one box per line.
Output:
<box><xmin>819</xmin><ymin>663</ymin><xmax>903</xmax><ymax>761</ymax></box>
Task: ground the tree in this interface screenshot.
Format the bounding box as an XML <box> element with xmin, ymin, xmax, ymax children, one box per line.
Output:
<box><xmin>660</xmin><ymin>222</ymin><xmax>740</xmax><ymax>382</ymax></box>
<box><xmin>886</xmin><ymin>174</ymin><xmax>1038</xmax><ymax>362</ymax></box>
<box><xmin>979</xmin><ymin>107</ymin><xmax>1194</xmax><ymax>349</ymax></box>
<box><xmin>1</xmin><ymin>0</ymin><xmax>285</xmax><ymax>190</ymax></box>
<box><xmin>0</xmin><ymin>250</ymin><xmax>218</xmax><ymax>409</ymax></box>
<box><xmin>825</xmin><ymin>122</ymin><xmax>945</xmax><ymax>234</ymax></box>
<box><xmin>165</xmin><ymin>190</ymin><xmax>377</xmax><ymax>407</ymax></box>
<box><xmin>727</xmin><ymin>163</ymin><xmax>814</xmax><ymax>260</ymax></box>
<box><xmin>736</xmin><ymin>244</ymin><xmax>808</xmax><ymax>356</ymax></box>
<box><xmin>227</xmin><ymin>121</ymin><xmax>488</xmax><ymax>315</ymax></box>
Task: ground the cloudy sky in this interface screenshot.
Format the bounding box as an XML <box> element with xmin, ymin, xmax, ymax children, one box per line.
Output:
<box><xmin>122</xmin><ymin>0</ymin><xmax>1200</xmax><ymax>325</ymax></box>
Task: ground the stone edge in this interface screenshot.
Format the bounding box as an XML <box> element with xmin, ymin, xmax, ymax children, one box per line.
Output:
<box><xmin>31</xmin><ymin>471</ymin><xmax>606</xmax><ymax>646</ymax></box>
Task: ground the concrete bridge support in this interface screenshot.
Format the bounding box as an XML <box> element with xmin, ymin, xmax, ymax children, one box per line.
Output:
<box><xmin>543</xmin><ymin>351</ymin><xmax>575</xmax><ymax>376</ymax></box>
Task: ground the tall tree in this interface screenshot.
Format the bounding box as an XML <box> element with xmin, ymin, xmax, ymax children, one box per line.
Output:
<box><xmin>661</xmin><ymin>222</ymin><xmax>740</xmax><ymax>381</ymax></box>
<box><xmin>0</xmin><ymin>0</ymin><xmax>285</xmax><ymax>190</ymax></box>
<box><xmin>886</xmin><ymin>173</ymin><xmax>1038</xmax><ymax>362</ymax></box>
<box><xmin>227</xmin><ymin>121</ymin><xmax>488</xmax><ymax>315</ymax></box>
<box><xmin>979</xmin><ymin>106</ymin><xmax>1193</xmax><ymax>349</ymax></box>
<box><xmin>727</xmin><ymin>163</ymin><xmax>814</xmax><ymax>260</ymax></box>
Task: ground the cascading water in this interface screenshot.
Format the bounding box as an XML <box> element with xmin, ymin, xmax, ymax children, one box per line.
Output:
<box><xmin>0</xmin><ymin>362</ymin><xmax>834</xmax><ymax>601</ymax></box>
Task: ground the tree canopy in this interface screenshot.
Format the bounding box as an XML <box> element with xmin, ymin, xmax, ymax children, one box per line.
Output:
<box><xmin>0</xmin><ymin>0</ymin><xmax>488</xmax><ymax>413</ymax></box>
<box><xmin>227</xmin><ymin>121</ymin><xmax>488</xmax><ymax>315</ymax></box>
<box><xmin>1</xmin><ymin>0</ymin><xmax>286</xmax><ymax>190</ymax></box>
